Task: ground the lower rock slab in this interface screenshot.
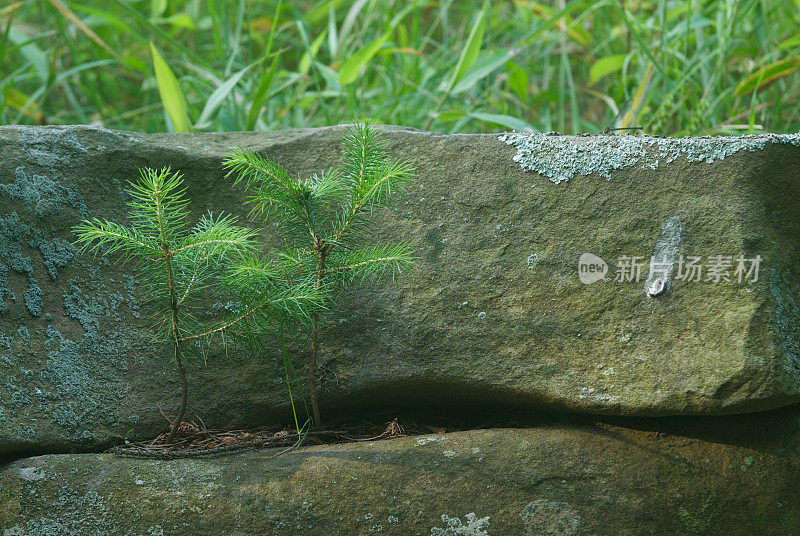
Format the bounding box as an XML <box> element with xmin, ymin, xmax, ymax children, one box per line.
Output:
<box><xmin>2</xmin><ymin>412</ymin><xmax>800</xmax><ymax>535</ymax></box>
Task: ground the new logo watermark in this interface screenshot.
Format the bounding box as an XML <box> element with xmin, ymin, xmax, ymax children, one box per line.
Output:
<box><xmin>578</xmin><ymin>254</ymin><xmax>762</xmax><ymax>284</ymax></box>
<box><xmin>578</xmin><ymin>253</ymin><xmax>608</xmax><ymax>284</ymax></box>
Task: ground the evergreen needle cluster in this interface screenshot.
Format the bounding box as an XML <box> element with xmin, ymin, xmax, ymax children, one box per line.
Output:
<box><xmin>73</xmin><ymin>167</ymin><xmax>323</xmax><ymax>442</ymax></box>
<box><xmin>223</xmin><ymin>121</ymin><xmax>416</xmax><ymax>427</ymax></box>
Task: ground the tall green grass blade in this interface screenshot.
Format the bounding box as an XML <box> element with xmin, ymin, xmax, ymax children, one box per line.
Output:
<box><xmin>614</xmin><ymin>2</ymin><xmax>668</xmax><ymax>83</ymax></box>
<box><xmin>0</xmin><ymin>2</ymin><xmax>22</xmax><ymax>18</ymax></box>
<box><xmin>451</xmin><ymin>49</ymin><xmax>517</xmax><ymax>95</ymax></box>
<box><xmin>316</xmin><ymin>61</ymin><xmax>341</xmax><ymax>90</ymax></box>
<box><xmin>46</xmin><ymin>0</ymin><xmax>124</xmax><ymax>62</ymax></box>
<box><xmin>150</xmin><ymin>0</ymin><xmax>167</xmax><ymax>19</ymax></box>
<box><xmin>280</xmin><ymin>320</ymin><xmax>303</xmax><ymax>435</ymax></box>
<box><xmin>7</xmin><ymin>27</ymin><xmax>48</xmax><ymax>82</ymax></box>
<box><xmin>0</xmin><ymin>3</ymin><xmax>22</xmax><ymax>68</ymax></box>
<box><xmin>245</xmin><ymin>52</ymin><xmax>281</xmax><ymax>131</ymax></box>
<box><xmin>338</xmin><ymin>0</ymin><xmax>370</xmax><ymax>51</ymax></box>
<box><xmin>338</xmin><ymin>33</ymin><xmax>389</xmax><ymax>85</ymax></box>
<box><xmin>112</xmin><ymin>0</ymin><xmax>213</xmax><ymax>71</ymax></box>
<box><xmin>223</xmin><ymin>0</ymin><xmax>246</xmax><ymax>77</ymax></box>
<box><xmin>299</xmin><ymin>26</ymin><xmax>328</xmax><ymax>75</ymax></box>
<box><xmin>305</xmin><ymin>0</ymin><xmax>346</xmax><ymax>26</ymax></box>
<box><xmin>423</xmin><ymin>0</ymin><xmax>488</xmax><ymax>130</ymax></box>
<box><xmin>244</xmin><ymin>0</ymin><xmax>283</xmax><ymax>131</ymax></box>
<box><xmin>208</xmin><ymin>0</ymin><xmax>222</xmax><ymax>54</ymax></box>
<box><xmin>506</xmin><ymin>61</ymin><xmax>529</xmax><ymax>103</ymax></box>
<box><xmin>589</xmin><ymin>54</ymin><xmax>627</xmax><ymax>85</ymax></box>
<box><xmin>71</xmin><ymin>4</ymin><xmax>146</xmax><ymax>42</ymax></box>
<box><xmin>195</xmin><ymin>58</ymin><xmax>262</xmax><ymax>130</ymax></box>
<box><xmin>328</xmin><ymin>2</ymin><xmax>338</xmax><ymax>59</ymax></box>
<box><xmin>735</xmin><ymin>58</ymin><xmax>800</xmax><ymax>95</ymax></box>
<box><xmin>150</xmin><ymin>42</ymin><xmax>191</xmax><ymax>132</ymax></box>
<box><xmin>337</xmin><ymin>3</ymin><xmax>416</xmax><ymax>86</ymax></box>
<box><xmin>446</xmin><ymin>0</ymin><xmax>488</xmax><ymax>92</ymax></box>
<box><xmin>620</xmin><ymin>62</ymin><xmax>654</xmax><ymax>129</ymax></box>
<box><xmin>520</xmin><ymin>0</ymin><xmax>586</xmax><ymax>46</ymax></box>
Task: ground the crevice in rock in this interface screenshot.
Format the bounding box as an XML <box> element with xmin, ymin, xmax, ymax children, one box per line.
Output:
<box><xmin>4</xmin><ymin>399</ymin><xmax>798</xmax><ymax>467</ymax></box>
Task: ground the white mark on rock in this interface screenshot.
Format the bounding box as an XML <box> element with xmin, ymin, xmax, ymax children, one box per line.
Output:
<box><xmin>578</xmin><ymin>387</ymin><xmax>616</xmax><ymax>403</ymax></box>
<box><xmin>18</xmin><ymin>467</ymin><xmax>45</xmax><ymax>481</ymax></box>
<box><xmin>416</xmin><ymin>436</ymin><xmax>446</xmax><ymax>446</ymax></box>
<box><xmin>646</xmin><ymin>216</ymin><xmax>682</xmax><ymax>298</ymax></box>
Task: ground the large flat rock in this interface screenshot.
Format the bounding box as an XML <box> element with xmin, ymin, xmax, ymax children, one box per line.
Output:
<box><xmin>3</xmin><ymin>409</ymin><xmax>800</xmax><ymax>535</ymax></box>
<box><xmin>1</xmin><ymin>125</ymin><xmax>800</xmax><ymax>454</ymax></box>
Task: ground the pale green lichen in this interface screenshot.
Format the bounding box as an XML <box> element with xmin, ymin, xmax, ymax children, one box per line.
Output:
<box><xmin>35</xmin><ymin>270</ymin><xmax>146</xmax><ymax>441</ymax></box>
<box><xmin>0</xmin><ymin>263</ymin><xmax>8</xmax><ymax>315</ymax></box>
<box><xmin>430</xmin><ymin>513</ymin><xmax>490</xmax><ymax>536</ymax></box>
<box><xmin>0</xmin><ymin>212</ymin><xmax>37</xmax><ymax>316</ymax></box>
<box><xmin>1</xmin><ymin>164</ymin><xmax>145</xmax><ymax>449</ymax></box>
<box><xmin>20</xmin><ymin>488</ymin><xmax>115</xmax><ymax>535</ymax></box>
<box><xmin>499</xmin><ymin>132</ymin><xmax>800</xmax><ymax>183</ymax></box>
<box><xmin>1</xmin><ymin>167</ymin><xmax>87</xmax><ymax>218</ymax></box>
<box><xmin>23</xmin><ymin>280</ymin><xmax>42</xmax><ymax>316</ymax></box>
<box><xmin>0</xmin><ymin>167</ymin><xmax>82</xmax><ymax>318</ymax></box>
<box><xmin>17</xmin><ymin>326</ymin><xmax>29</xmax><ymax>342</ymax></box>
<box><xmin>36</xmin><ymin>237</ymin><xmax>77</xmax><ymax>280</ymax></box>
<box><xmin>17</xmin><ymin>466</ymin><xmax>45</xmax><ymax>481</ymax></box>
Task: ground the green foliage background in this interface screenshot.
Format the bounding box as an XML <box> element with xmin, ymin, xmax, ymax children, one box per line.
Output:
<box><xmin>2</xmin><ymin>0</ymin><xmax>800</xmax><ymax>136</ymax></box>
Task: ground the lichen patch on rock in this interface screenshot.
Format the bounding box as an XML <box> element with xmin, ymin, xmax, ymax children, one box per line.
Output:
<box><xmin>498</xmin><ymin>131</ymin><xmax>800</xmax><ymax>183</ymax></box>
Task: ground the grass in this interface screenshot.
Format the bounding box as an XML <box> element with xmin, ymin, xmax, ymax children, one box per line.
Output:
<box><xmin>1</xmin><ymin>0</ymin><xmax>800</xmax><ymax>136</ymax></box>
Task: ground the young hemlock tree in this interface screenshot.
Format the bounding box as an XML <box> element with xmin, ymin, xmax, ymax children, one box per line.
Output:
<box><xmin>73</xmin><ymin>167</ymin><xmax>323</xmax><ymax>443</ymax></box>
<box><xmin>223</xmin><ymin>121</ymin><xmax>416</xmax><ymax>428</ymax></box>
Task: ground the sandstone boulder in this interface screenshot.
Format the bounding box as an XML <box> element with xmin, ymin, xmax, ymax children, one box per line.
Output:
<box><xmin>1</xmin><ymin>125</ymin><xmax>800</xmax><ymax>454</ymax></box>
<box><xmin>3</xmin><ymin>408</ymin><xmax>800</xmax><ymax>535</ymax></box>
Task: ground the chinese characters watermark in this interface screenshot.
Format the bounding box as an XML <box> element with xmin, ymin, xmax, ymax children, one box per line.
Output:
<box><xmin>579</xmin><ymin>254</ymin><xmax>762</xmax><ymax>284</ymax></box>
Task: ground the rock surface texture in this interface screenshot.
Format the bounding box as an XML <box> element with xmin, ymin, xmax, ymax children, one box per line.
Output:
<box><xmin>3</xmin><ymin>409</ymin><xmax>800</xmax><ymax>535</ymax></box>
<box><xmin>2</xmin><ymin>126</ymin><xmax>800</xmax><ymax>456</ymax></box>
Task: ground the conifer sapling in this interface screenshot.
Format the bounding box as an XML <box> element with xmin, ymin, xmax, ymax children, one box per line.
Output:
<box><xmin>73</xmin><ymin>167</ymin><xmax>322</xmax><ymax>443</ymax></box>
<box><xmin>223</xmin><ymin>121</ymin><xmax>416</xmax><ymax>427</ymax></box>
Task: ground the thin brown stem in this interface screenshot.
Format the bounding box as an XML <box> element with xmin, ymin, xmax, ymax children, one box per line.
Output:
<box><xmin>168</xmin><ymin>338</ymin><xmax>188</xmax><ymax>444</ymax></box>
<box><xmin>308</xmin><ymin>240</ymin><xmax>326</xmax><ymax>429</ymax></box>
<box><xmin>164</xmin><ymin>250</ymin><xmax>187</xmax><ymax>444</ymax></box>
<box><xmin>154</xmin><ymin>186</ymin><xmax>187</xmax><ymax>445</ymax></box>
<box><xmin>165</xmin><ymin>249</ymin><xmax>187</xmax><ymax>444</ymax></box>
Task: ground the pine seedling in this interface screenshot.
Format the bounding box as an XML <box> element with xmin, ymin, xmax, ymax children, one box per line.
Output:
<box><xmin>223</xmin><ymin>121</ymin><xmax>416</xmax><ymax>428</ymax></box>
<box><xmin>73</xmin><ymin>167</ymin><xmax>323</xmax><ymax>443</ymax></box>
